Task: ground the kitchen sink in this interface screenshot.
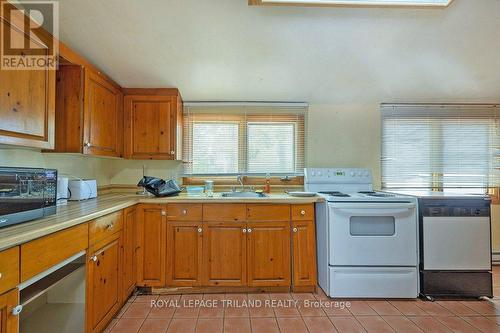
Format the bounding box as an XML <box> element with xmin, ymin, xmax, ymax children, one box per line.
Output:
<box><xmin>221</xmin><ymin>191</ymin><xmax>267</xmax><ymax>198</ymax></box>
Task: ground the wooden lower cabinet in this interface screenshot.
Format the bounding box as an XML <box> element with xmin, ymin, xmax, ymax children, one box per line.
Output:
<box><xmin>136</xmin><ymin>205</ymin><xmax>166</xmax><ymax>287</ymax></box>
<box><xmin>202</xmin><ymin>222</ymin><xmax>247</xmax><ymax>286</ymax></box>
<box><xmin>86</xmin><ymin>233</ymin><xmax>121</xmax><ymax>333</ymax></box>
<box><xmin>247</xmin><ymin>221</ymin><xmax>291</xmax><ymax>287</ymax></box>
<box><xmin>122</xmin><ymin>207</ymin><xmax>137</xmax><ymax>300</ymax></box>
<box><xmin>166</xmin><ymin>222</ymin><xmax>203</xmax><ymax>286</ymax></box>
<box><xmin>0</xmin><ymin>289</ymin><xmax>19</xmax><ymax>333</ymax></box>
<box><xmin>292</xmin><ymin>220</ymin><xmax>317</xmax><ymax>287</ymax></box>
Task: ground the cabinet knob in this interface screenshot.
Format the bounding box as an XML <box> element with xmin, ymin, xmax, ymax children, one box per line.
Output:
<box><xmin>247</xmin><ymin>228</ymin><xmax>252</xmax><ymax>233</ymax></box>
<box><xmin>0</xmin><ymin>273</ymin><xmax>2</xmax><ymax>279</ymax></box>
<box><xmin>242</xmin><ymin>228</ymin><xmax>247</xmax><ymax>233</ymax></box>
<box><xmin>161</xmin><ymin>211</ymin><xmax>166</xmax><ymax>216</ymax></box>
<box><xmin>170</xmin><ymin>150</ymin><xmax>175</xmax><ymax>155</ymax></box>
<box><xmin>106</xmin><ymin>223</ymin><xmax>114</xmax><ymax>230</ymax></box>
<box><xmin>12</xmin><ymin>305</ymin><xmax>23</xmax><ymax>316</ymax></box>
<box><xmin>182</xmin><ymin>209</ymin><xmax>187</xmax><ymax>215</ymax></box>
<box><xmin>293</xmin><ymin>227</ymin><xmax>298</xmax><ymax>233</ymax></box>
<box><xmin>90</xmin><ymin>255</ymin><xmax>98</xmax><ymax>262</ymax></box>
<box><xmin>198</xmin><ymin>227</ymin><xmax>203</xmax><ymax>233</ymax></box>
<box><xmin>84</xmin><ymin>142</ymin><xmax>92</xmax><ymax>148</ymax></box>
<box><xmin>300</xmin><ymin>210</ymin><xmax>306</xmax><ymax>216</ymax></box>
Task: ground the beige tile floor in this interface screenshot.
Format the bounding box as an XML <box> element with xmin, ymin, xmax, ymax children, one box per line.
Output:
<box><xmin>104</xmin><ymin>266</ymin><xmax>500</xmax><ymax>333</ymax></box>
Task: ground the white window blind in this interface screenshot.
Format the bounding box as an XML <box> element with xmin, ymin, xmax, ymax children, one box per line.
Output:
<box><xmin>183</xmin><ymin>103</ymin><xmax>307</xmax><ymax>176</ymax></box>
<box><xmin>381</xmin><ymin>104</ymin><xmax>500</xmax><ymax>190</ymax></box>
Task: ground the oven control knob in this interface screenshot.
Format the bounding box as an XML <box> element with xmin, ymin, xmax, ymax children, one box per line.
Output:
<box><xmin>317</xmin><ymin>171</ymin><xmax>322</xmax><ymax>176</ymax></box>
<box><xmin>350</xmin><ymin>172</ymin><xmax>355</xmax><ymax>177</ymax></box>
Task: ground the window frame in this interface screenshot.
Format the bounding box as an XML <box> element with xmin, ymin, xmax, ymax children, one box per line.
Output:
<box><xmin>380</xmin><ymin>104</ymin><xmax>499</xmax><ymax>192</ymax></box>
<box><xmin>182</xmin><ymin>112</ymin><xmax>305</xmax><ymax>177</ymax></box>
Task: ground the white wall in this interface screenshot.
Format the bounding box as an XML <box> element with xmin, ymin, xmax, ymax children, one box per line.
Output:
<box><xmin>307</xmin><ymin>104</ymin><xmax>381</xmax><ymax>187</ymax></box>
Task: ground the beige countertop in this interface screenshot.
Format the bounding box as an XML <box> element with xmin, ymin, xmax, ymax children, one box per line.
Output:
<box><xmin>0</xmin><ymin>192</ymin><xmax>322</xmax><ymax>251</ymax></box>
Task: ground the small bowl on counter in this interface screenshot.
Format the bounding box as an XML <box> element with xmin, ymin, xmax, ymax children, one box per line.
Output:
<box><xmin>186</xmin><ymin>186</ymin><xmax>205</xmax><ymax>196</ymax></box>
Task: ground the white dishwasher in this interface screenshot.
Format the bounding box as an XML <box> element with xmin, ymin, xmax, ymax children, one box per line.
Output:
<box><xmin>418</xmin><ymin>195</ymin><xmax>492</xmax><ymax>300</ymax></box>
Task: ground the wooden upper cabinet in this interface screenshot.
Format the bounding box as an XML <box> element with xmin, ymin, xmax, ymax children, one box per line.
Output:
<box><xmin>84</xmin><ymin>70</ymin><xmax>123</xmax><ymax>157</ymax></box>
<box><xmin>0</xmin><ymin>18</ymin><xmax>55</xmax><ymax>149</ymax></box>
<box><xmin>123</xmin><ymin>88</ymin><xmax>182</xmax><ymax>160</ymax></box>
<box><xmin>52</xmin><ymin>65</ymin><xmax>123</xmax><ymax>157</ymax></box>
<box><xmin>136</xmin><ymin>204</ymin><xmax>167</xmax><ymax>287</ymax></box>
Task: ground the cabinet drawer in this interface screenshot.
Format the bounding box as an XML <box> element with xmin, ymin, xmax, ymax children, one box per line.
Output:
<box><xmin>247</xmin><ymin>204</ymin><xmax>290</xmax><ymax>221</ymax></box>
<box><xmin>291</xmin><ymin>204</ymin><xmax>314</xmax><ymax>221</ymax></box>
<box><xmin>89</xmin><ymin>211</ymin><xmax>123</xmax><ymax>244</ymax></box>
<box><xmin>203</xmin><ymin>204</ymin><xmax>246</xmax><ymax>221</ymax></box>
<box><xmin>21</xmin><ymin>224</ymin><xmax>88</xmax><ymax>282</ymax></box>
<box><xmin>0</xmin><ymin>247</ymin><xmax>19</xmax><ymax>294</ymax></box>
<box><xmin>167</xmin><ymin>204</ymin><xmax>202</xmax><ymax>221</ymax></box>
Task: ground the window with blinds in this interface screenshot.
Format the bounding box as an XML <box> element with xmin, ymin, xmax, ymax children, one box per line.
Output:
<box><xmin>381</xmin><ymin>104</ymin><xmax>500</xmax><ymax>190</ymax></box>
<box><xmin>182</xmin><ymin>103</ymin><xmax>307</xmax><ymax>176</ymax></box>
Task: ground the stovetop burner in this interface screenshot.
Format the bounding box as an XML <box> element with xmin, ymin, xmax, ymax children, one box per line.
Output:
<box><xmin>319</xmin><ymin>191</ymin><xmax>351</xmax><ymax>197</ymax></box>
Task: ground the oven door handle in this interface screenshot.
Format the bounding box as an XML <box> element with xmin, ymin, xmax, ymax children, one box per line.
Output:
<box><xmin>329</xmin><ymin>203</ymin><xmax>415</xmax><ymax>210</ymax></box>
<box><xmin>329</xmin><ymin>203</ymin><xmax>415</xmax><ymax>216</ymax></box>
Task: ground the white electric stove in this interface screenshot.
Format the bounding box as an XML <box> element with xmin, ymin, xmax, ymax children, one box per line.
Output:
<box><xmin>305</xmin><ymin>168</ymin><xmax>419</xmax><ymax>298</ymax></box>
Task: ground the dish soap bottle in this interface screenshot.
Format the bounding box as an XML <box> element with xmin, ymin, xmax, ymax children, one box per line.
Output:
<box><xmin>263</xmin><ymin>173</ymin><xmax>271</xmax><ymax>194</ymax></box>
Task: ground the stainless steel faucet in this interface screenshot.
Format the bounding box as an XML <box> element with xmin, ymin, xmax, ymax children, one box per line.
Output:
<box><xmin>237</xmin><ymin>175</ymin><xmax>245</xmax><ymax>192</ymax></box>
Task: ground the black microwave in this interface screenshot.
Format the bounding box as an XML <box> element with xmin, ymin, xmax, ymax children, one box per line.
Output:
<box><xmin>0</xmin><ymin>167</ymin><xmax>57</xmax><ymax>228</ymax></box>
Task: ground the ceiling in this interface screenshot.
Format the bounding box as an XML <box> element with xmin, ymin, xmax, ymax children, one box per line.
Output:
<box><xmin>58</xmin><ymin>0</ymin><xmax>500</xmax><ymax>104</ymax></box>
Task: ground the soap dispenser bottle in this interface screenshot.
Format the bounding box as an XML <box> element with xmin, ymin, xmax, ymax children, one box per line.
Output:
<box><xmin>263</xmin><ymin>173</ymin><xmax>271</xmax><ymax>194</ymax></box>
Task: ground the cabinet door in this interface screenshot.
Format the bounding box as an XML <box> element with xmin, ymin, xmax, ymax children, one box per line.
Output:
<box><xmin>166</xmin><ymin>222</ymin><xmax>203</xmax><ymax>286</ymax></box>
<box><xmin>86</xmin><ymin>234</ymin><xmax>121</xmax><ymax>333</ymax></box>
<box><xmin>84</xmin><ymin>70</ymin><xmax>123</xmax><ymax>157</ymax></box>
<box><xmin>292</xmin><ymin>220</ymin><xmax>317</xmax><ymax>287</ymax></box>
<box><xmin>124</xmin><ymin>96</ymin><xmax>176</xmax><ymax>160</ymax></box>
<box><xmin>122</xmin><ymin>207</ymin><xmax>136</xmax><ymax>300</ymax></box>
<box><xmin>136</xmin><ymin>205</ymin><xmax>166</xmax><ymax>287</ymax></box>
<box><xmin>202</xmin><ymin>222</ymin><xmax>247</xmax><ymax>286</ymax></box>
<box><xmin>0</xmin><ymin>289</ymin><xmax>19</xmax><ymax>333</ymax></box>
<box><xmin>0</xmin><ymin>19</ymin><xmax>55</xmax><ymax>149</ymax></box>
<box><xmin>247</xmin><ymin>222</ymin><xmax>291</xmax><ymax>287</ymax></box>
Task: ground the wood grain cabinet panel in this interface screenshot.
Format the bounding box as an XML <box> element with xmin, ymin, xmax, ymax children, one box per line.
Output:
<box><xmin>89</xmin><ymin>211</ymin><xmax>123</xmax><ymax>245</ymax></box>
<box><xmin>202</xmin><ymin>222</ymin><xmax>247</xmax><ymax>286</ymax></box>
<box><xmin>136</xmin><ymin>204</ymin><xmax>166</xmax><ymax>287</ymax></box>
<box><xmin>247</xmin><ymin>204</ymin><xmax>291</xmax><ymax>221</ymax></box>
<box><xmin>52</xmin><ymin>66</ymin><xmax>123</xmax><ymax>157</ymax></box>
<box><xmin>291</xmin><ymin>204</ymin><xmax>314</xmax><ymax>221</ymax></box>
<box><xmin>292</xmin><ymin>220</ymin><xmax>317</xmax><ymax>287</ymax></box>
<box><xmin>0</xmin><ymin>289</ymin><xmax>19</xmax><ymax>333</ymax></box>
<box><xmin>203</xmin><ymin>204</ymin><xmax>246</xmax><ymax>222</ymax></box>
<box><xmin>167</xmin><ymin>204</ymin><xmax>202</xmax><ymax>221</ymax></box>
<box><xmin>247</xmin><ymin>221</ymin><xmax>291</xmax><ymax>287</ymax></box>
<box><xmin>86</xmin><ymin>233</ymin><xmax>121</xmax><ymax>333</ymax></box>
<box><xmin>0</xmin><ymin>247</ymin><xmax>19</xmax><ymax>295</ymax></box>
<box><xmin>0</xmin><ymin>19</ymin><xmax>55</xmax><ymax>149</ymax></box>
<box><xmin>122</xmin><ymin>207</ymin><xmax>136</xmax><ymax>300</ymax></box>
<box><xmin>20</xmin><ymin>224</ymin><xmax>88</xmax><ymax>282</ymax></box>
<box><xmin>123</xmin><ymin>89</ymin><xmax>183</xmax><ymax>160</ymax></box>
<box><xmin>166</xmin><ymin>222</ymin><xmax>203</xmax><ymax>286</ymax></box>
<box><xmin>83</xmin><ymin>70</ymin><xmax>123</xmax><ymax>157</ymax></box>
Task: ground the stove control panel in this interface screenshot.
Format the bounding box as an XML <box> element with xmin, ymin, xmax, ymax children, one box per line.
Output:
<box><xmin>304</xmin><ymin>168</ymin><xmax>372</xmax><ymax>184</ymax></box>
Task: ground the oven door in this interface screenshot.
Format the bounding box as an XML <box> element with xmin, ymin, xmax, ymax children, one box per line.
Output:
<box><xmin>329</xmin><ymin>202</ymin><xmax>417</xmax><ymax>266</ymax></box>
